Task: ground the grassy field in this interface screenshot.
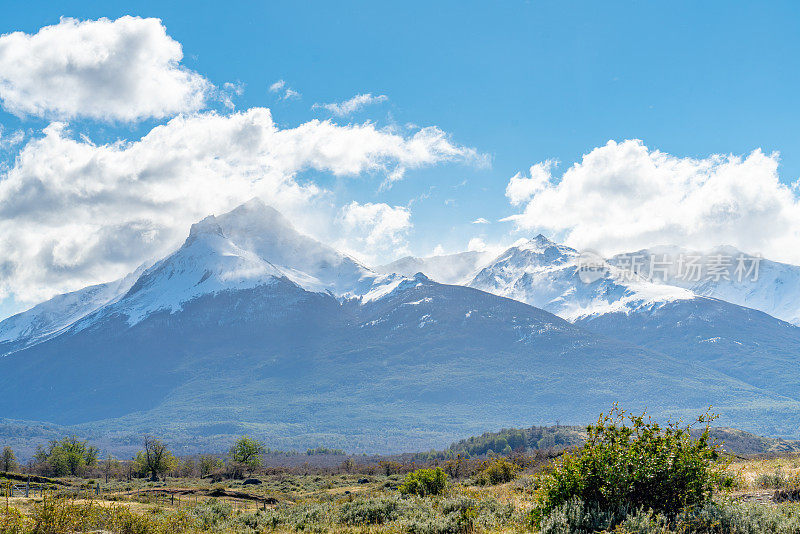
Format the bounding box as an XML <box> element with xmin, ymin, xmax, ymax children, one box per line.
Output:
<box><xmin>4</xmin><ymin>453</ymin><xmax>800</xmax><ymax>533</ymax></box>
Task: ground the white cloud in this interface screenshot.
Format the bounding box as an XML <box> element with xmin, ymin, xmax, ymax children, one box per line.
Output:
<box><xmin>503</xmin><ymin>139</ymin><xmax>800</xmax><ymax>263</ymax></box>
<box><xmin>313</xmin><ymin>93</ymin><xmax>388</xmax><ymax>117</ymax></box>
<box><xmin>467</xmin><ymin>237</ymin><xmax>487</xmax><ymax>252</ymax></box>
<box><xmin>0</xmin><ymin>16</ymin><xmax>211</xmax><ymax>121</ymax></box>
<box><xmin>472</xmin><ymin>217</ymin><xmax>489</xmax><ymax>224</ymax></box>
<box><xmin>220</xmin><ymin>81</ymin><xmax>245</xmax><ymax>110</ymax></box>
<box><xmin>0</xmin><ymin>108</ymin><xmax>480</xmax><ymax>304</ymax></box>
<box><xmin>505</xmin><ymin>159</ymin><xmax>556</xmax><ymax>206</ymax></box>
<box><xmin>336</xmin><ymin>202</ymin><xmax>412</xmax><ymax>262</ymax></box>
<box><xmin>269</xmin><ymin>79</ymin><xmax>300</xmax><ymax>101</ymax></box>
<box><xmin>0</xmin><ymin>126</ymin><xmax>24</xmax><ymax>150</ymax></box>
<box><xmin>283</xmin><ymin>88</ymin><xmax>301</xmax><ymax>100</ymax></box>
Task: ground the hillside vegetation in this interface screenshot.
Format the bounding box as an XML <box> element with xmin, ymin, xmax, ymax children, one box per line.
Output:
<box><xmin>4</xmin><ymin>408</ymin><xmax>800</xmax><ymax>532</ymax></box>
<box><xmin>447</xmin><ymin>423</ymin><xmax>800</xmax><ymax>458</ymax></box>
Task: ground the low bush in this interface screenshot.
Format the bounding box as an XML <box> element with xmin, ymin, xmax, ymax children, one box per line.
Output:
<box><xmin>755</xmin><ymin>469</ymin><xmax>789</xmax><ymax>489</ymax></box>
<box><xmin>540</xmin><ymin>499</ymin><xmax>800</xmax><ymax>534</ymax></box>
<box><xmin>338</xmin><ymin>495</ymin><xmax>403</xmax><ymax>525</ymax></box>
<box><xmin>404</xmin><ymin>511</ymin><xmax>475</xmax><ymax>534</ymax></box>
<box><xmin>399</xmin><ymin>467</ymin><xmax>448</xmax><ymax>496</ymax></box>
<box><xmin>677</xmin><ymin>501</ymin><xmax>800</xmax><ymax>533</ymax></box>
<box><xmin>477</xmin><ymin>457</ymin><xmax>519</xmax><ymax>485</ymax></box>
<box><xmin>538</xmin><ymin>497</ymin><xmax>631</xmax><ymax>534</ymax></box>
<box><xmin>402</xmin><ymin>495</ymin><xmax>511</xmax><ymax>534</ymax></box>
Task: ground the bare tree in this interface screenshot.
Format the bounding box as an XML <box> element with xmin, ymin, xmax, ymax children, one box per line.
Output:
<box><xmin>102</xmin><ymin>455</ymin><xmax>120</xmax><ymax>483</ymax></box>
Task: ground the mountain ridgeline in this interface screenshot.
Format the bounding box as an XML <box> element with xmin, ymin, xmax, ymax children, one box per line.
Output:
<box><xmin>2</xmin><ymin>200</ymin><xmax>800</xmax><ymax>454</ymax></box>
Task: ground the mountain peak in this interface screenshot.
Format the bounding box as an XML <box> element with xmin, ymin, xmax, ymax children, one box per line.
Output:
<box><xmin>191</xmin><ymin>201</ymin><xmax>379</xmax><ymax>297</ymax></box>
<box><xmin>509</xmin><ymin>234</ymin><xmax>575</xmax><ymax>258</ymax></box>
<box><xmin>216</xmin><ymin>198</ymin><xmax>293</xmax><ymax>236</ymax></box>
<box><xmin>237</xmin><ymin>196</ymin><xmax>269</xmax><ymax>211</ymax></box>
<box><xmin>185</xmin><ymin>215</ymin><xmax>225</xmax><ymax>245</ymax></box>
<box><xmin>184</xmin><ymin>199</ymin><xmax>289</xmax><ymax>247</ymax></box>
<box><xmin>533</xmin><ymin>233</ymin><xmax>553</xmax><ymax>244</ymax></box>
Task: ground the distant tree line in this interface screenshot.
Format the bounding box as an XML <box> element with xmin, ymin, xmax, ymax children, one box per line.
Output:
<box><xmin>447</xmin><ymin>425</ymin><xmax>583</xmax><ymax>457</ymax></box>
<box><xmin>0</xmin><ymin>435</ymin><xmax>354</xmax><ymax>482</ymax></box>
<box><xmin>0</xmin><ymin>425</ymin><xmax>585</xmax><ymax>482</ymax></box>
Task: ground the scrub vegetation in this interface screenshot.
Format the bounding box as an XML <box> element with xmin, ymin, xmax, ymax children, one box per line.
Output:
<box><xmin>3</xmin><ymin>409</ymin><xmax>800</xmax><ymax>533</ymax></box>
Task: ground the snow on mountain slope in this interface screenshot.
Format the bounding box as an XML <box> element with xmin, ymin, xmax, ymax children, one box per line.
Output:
<box><xmin>376</xmin><ymin>250</ymin><xmax>494</xmax><ymax>285</ymax></box>
<box><xmin>0</xmin><ymin>264</ymin><xmax>145</xmax><ymax>351</ymax></box>
<box><xmin>103</xmin><ymin>199</ymin><xmax>404</xmax><ymax>322</ymax></box>
<box><xmin>214</xmin><ymin>199</ymin><xmax>380</xmax><ymax>295</ymax></box>
<box><xmin>5</xmin><ymin>204</ymin><xmax>800</xmax><ymax>448</ymax></box>
<box><xmin>466</xmin><ymin>235</ymin><xmax>800</xmax><ymax>404</ymax></box>
<box><xmin>99</xmin><ymin>216</ymin><xmax>291</xmax><ymax>325</ymax></box>
<box><xmin>609</xmin><ymin>246</ymin><xmax>800</xmax><ymax>326</ymax></box>
<box><xmin>6</xmin><ymin>255</ymin><xmax>800</xmax><ymax>448</ymax></box>
<box><xmin>0</xmin><ymin>200</ymin><xmax>401</xmax><ymax>351</ymax></box>
<box><xmin>469</xmin><ymin>235</ymin><xmax>693</xmax><ymax>320</ymax></box>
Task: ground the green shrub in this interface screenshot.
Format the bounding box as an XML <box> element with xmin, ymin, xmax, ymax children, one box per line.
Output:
<box><xmin>399</xmin><ymin>467</ymin><xmax>448</xmax><ymax>496</ymax></box>
<box><xmin>533</xmin><ymin>406</ymin><xmax>722</xmax><ymax>527</ymax></box>
<box><xmin>190</xmin><ymin>499</ymin><xmax>234</xmax><ymax>529</ymax></box>
<box><xmin>477</xmin><ymin>457</ymin><xmax>519</xmax><ymax>485</ymax></box>
<box><xmin>538</xmin><ymin>497</ymin><xmax>629</xmax><ymax>534</ymax></box>
<box><xmin>755</xmin><ymin>469</ymin><xmax>788</xmax><ymax>489</ymax></box>
<box><xmin>539</xmin><ymin>499</ymin><xmax>800</xmax><ymax>534</ymax></box>
<box><xmin>512</xmin><ymin>474</ymin><xmax>541</xmax><ymax>493</ymax></box>
<box><xmin>677</xmin><ymin>501</ymin><xmax>800</xmax><ymax>533</ymax></box>
<box><xmin>405</xmin><ymin>511</ymin><xmax>475</xmax><ymax>534</ymax></box>
<box><xmin>338</xmin><ymin>496</ymin><xmax>402</xmax><ymax>525</ymax></box>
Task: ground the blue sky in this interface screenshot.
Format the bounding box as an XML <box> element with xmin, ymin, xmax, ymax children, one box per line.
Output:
<box><xmin>1</xmin><ymin>1</ymin><xmax>800</xmax><ymax>319</ymax></box>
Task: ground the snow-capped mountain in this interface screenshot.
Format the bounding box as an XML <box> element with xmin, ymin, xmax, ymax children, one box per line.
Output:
<box><xmin>467</xmin><ymin>235</ymin><xmax>800</xmax><ymax>404</ymax></box>
<box><xmin>608</xmin><ymin>246</ymin><xmax>800</xmax><ymax>326</ymax></box>
<box><xmin>375</xmin><ymin>250</ymin><xmax>494</xmax><ymax>285</ymax></box>
<box><xmin>468</xmin><ymin>235</ymin><xmax>694</xmax><ymax>320</ymax></box>
<box><xmin>5</xmin><ymin>201</ymin><xmax>800</xmax><ymax>452</ymax></box>
<box><xmin>0</xmin><ymin>265</ymin><xmax>146</xmax><ymax>354</ymax></box>
<box><xmin>0</xmin><ymin>199</ymin><xmax>397</xmax><ymax>353</ymax></box>
<box><xmin>207</xmin><ymin>199</ymin><xmax>381</xmax><ymax>296</ymax></box>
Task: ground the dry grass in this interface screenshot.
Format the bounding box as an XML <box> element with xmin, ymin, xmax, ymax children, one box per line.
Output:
<box><xmin>728</xmin><ymin>453</ymin><xmax>800</xmax><ymax>489</ymax></box>
<box><xmin>4</xmin><ymin>455</ymin><xmax>800</xmax><ymax>533</ymax></box>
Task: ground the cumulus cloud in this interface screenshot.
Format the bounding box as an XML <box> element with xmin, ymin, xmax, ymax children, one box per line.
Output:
<box><xmin>0</xmin><ymin>16</ymin><xmax>211</xmax><ymax>121</ymax></box>
<box><xmin>472</xmin><ymin>217</ymin><xmax>489</xmax><ymax>224</ymax></box>
<box><xmin>336</xmin><ymin>202</ymin><xmax>412</xmax><ymax>262</ymax></box>
<box><xmin>505</xmin><ymin>159</ymin><xmax>556</xmax><ymax>206</ymax></box>
<box><xmin>313</xmin><ymin>93</ymin><xmax>388</xmax><ymax>117</ymax></box>
<box><xmin>0</xmin><ymin>108</ymin><xmax>480</xmax><ymax>304</ymax></box>
<box><xmin>503</xmin><ymin>139</ymin><xmax>800</xmax><ymax>263</ymax></box>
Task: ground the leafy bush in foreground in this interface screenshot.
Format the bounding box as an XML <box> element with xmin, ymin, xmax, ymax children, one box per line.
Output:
<box><xmin>534</xmin><ymin>406</ymin><xmax>722</xmax><ymax>527</ymax></box>
<box><xmin>399</xmin><ymin>467</ymin><xmax>448</xmax><ymax>496</ymax></box>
